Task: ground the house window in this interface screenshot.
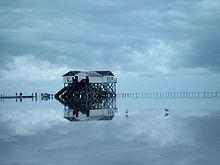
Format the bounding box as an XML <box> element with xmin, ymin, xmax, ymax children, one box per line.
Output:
<box><xmin>67</xmin><ymin>77</ymin><xmax>72</xmax><ymax>83</ymax></box>
<box><xmin>107</xmin><ymin>77</ymin><xmax>113</xmax><ymax>80</ymax></box>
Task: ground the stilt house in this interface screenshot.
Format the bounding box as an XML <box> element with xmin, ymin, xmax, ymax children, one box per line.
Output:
<box><xmin>55</xmin><ymin>71</ymin><xmax>117</xmax><ymax>99</ymax></box>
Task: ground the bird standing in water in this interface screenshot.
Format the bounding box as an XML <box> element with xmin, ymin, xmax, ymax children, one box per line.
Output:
<box><xmin>164</xmin><ymin>108</ymin><xmax>169</xmax><ymax>117</ymax></box>
<box><xmin>125</xmin><ymin>109</ymin><xmax>128</xmax><ymax>118</ymax></box>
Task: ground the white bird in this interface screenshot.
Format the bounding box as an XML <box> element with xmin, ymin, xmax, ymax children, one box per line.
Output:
<box><xmin>125</xmin><ymin>109</ymin><xmax>128</xmax><ymax>113</ymax></box>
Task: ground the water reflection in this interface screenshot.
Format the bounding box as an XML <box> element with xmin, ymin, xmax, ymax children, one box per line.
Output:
<box><xmin>0</xmin><ymin>92</ymin><xmax>53</xmax><ymax>102</ymax></box>
<box><xmin>56</xmin><ymin>97</ymin><xmax>117</xmax><ymax>122</ymax></box>
<box><xmin>0</xmin><ymin>97</ymin><xmax>220</xmax><ymax>165</ymax></box>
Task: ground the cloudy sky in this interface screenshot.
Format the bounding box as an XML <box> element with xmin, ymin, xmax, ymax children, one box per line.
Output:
<box><xmin>0</xmin><ymin>0</ymin><xmax>220</xmax><ymax>93</ymax></box>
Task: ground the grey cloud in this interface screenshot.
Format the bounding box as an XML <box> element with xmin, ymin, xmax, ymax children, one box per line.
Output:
<box><xmin>0</xmin><ymin>0</ymin><xmax>219</xmax><ymax>80</ymax></box>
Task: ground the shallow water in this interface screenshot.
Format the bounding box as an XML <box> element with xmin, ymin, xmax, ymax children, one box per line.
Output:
<box><xmin>0</xmin><ymin>98</ymin><xmax>220</xmax><ymax>165</ymax></box>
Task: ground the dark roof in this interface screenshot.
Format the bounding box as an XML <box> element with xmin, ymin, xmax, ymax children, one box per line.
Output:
<box><xmin>63</xmin><ymin>71</ymin><xmax>80</xmax><ymax>76</ymax></box>
<box><xmin>98</xmin><ymin>115</ymin><xmax>114</xmax><ymax>120</ymax></box>
<box><xmin>64</xmin><ymin>117</ymin><xmax>79</xmax><ymax>122</ymax></box>
<box><xmin>63</xmin><ymin>71</ymin><xmax>114</xmax><ymax>76</ymax></box>
<box><xmin>64</xmin><ymin>116</ymin><xmax>114</xmax><ymax>122</ymax></box>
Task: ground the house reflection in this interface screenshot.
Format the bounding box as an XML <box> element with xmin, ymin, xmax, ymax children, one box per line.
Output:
<box><xmin>56</xmin><ymin>97</ymin><xmax>117</xmax><ymax>122</ymax></box>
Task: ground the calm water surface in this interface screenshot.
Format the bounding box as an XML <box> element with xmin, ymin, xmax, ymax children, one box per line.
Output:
<box><xmin>0</xmin><ymin>98</ymin><xmax>220</xmax><ymax>165</ymax></box>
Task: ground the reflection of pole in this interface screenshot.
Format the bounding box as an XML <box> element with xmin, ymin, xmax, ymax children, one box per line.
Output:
<box><xmin>86</xmin><ymin>110</ymin><xmax>90</xmax><ymax>117</ymax></box>
<box><xmin>35</xmin><ymin>93</ymin><xmax>37</xmax><ymax>101</ymax></box>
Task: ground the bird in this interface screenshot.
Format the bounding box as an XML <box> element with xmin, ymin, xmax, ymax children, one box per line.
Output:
<box><xmin>164</xmin><ymin>112</ymin><xmax>169</xmax><ymax>117</ymax></box>
<box><xmin>164</xmin><ymin>108</ymin><xmax>170</xmax><ymax>117</ymax></box>
<box><xmin>125</xmin><ymin>109</ymin><xmax>128</xmax><ymax>118</ymax></box>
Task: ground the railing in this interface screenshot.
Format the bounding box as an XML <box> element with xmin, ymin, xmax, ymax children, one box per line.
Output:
<box><xmin>117</xmin><ymin>91</ymin><xmax>220</xmax><ymax>98</ymax></box>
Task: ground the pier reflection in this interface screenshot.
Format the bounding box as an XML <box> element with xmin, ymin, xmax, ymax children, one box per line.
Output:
<box><xmin>0</xmin><ymin>93</ymin><xmax>53</xmax><ymax>102</ymax></box>
<box><xmin>56</xmin><ymin>97</ymin><xmax>117</xmax><ymax>122</ymax></box>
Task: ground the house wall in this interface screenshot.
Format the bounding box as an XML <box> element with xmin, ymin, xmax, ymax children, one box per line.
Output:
<box><xmin>89</xmin><ymin>76</ymin><xmax>103</xmax><ymax>83</ymax></box>
<box><xmin>63</xmin><ymin>72</ymin><xmax>116</xmax><ymax>84</ymax></box>
<box><xmin>103</xmin><ymin>76</ymin><xmax>117</xmax><ymax>83</ymax></box>
<box><xmin>63</xmin><ymin>75</ymin><xmax>103</xmax><ymax>84</ymax></box>
<box><xmin>63</xmin><ymin>72</ymin><xmax>102</xmax><ymax>84</ymax></box>
<box><xmin>64</xmin><ymin>108</ymin><xmax>115</xmax><ymax>119</ymax></box>
<box><xmin>75</xmin><ymin>72</ymin><xmax>88</xmax><ymax>82</ymax></box>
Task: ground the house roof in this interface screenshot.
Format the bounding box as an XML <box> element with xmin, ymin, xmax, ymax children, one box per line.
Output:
<box><xmin>63</xmin><ymin>71</ymin><xmax>80</xmax><ymax>76</ymax></box>
<box><xmin>63</xmin><ymin>71</ymin><xmax>114</xmax><ymax>76</ymax></box>
<box><xmin>98</xmin><ymin>115</ymin><xmax>114</xmax><ymax>120</ymax></box>
<box><xmin>96</xmin><ymin>71</ymin><xmax>114</xmax><ymax>76</ymax></box>
<box><xmin>64</xmin><ymin>115</ymin><xmax>114</xmax><ymax>122</ymax></box>
<box><xmin>86</xmin><ymin>71</ymin><xmax>102</xmax><ymax>77</ymax></box>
